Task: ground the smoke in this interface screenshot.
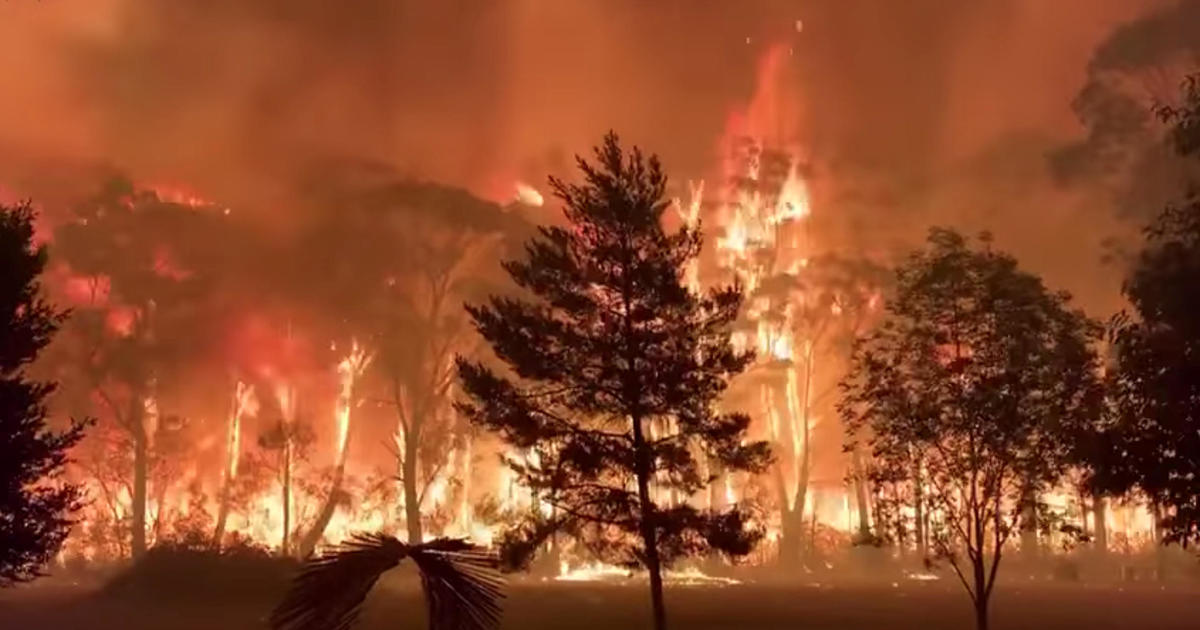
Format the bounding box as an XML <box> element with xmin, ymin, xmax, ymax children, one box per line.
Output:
<box><xmin>1051</xmin><ymin>0</ymin><xmax>1200</xmax><ymax>213</ymax></box>
<box><xmin>0</xmin><ymin>0</ymin><xmax>1186</xmax><ymax>306</ymax></box>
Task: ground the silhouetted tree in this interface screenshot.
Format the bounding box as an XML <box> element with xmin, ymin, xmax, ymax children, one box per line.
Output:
<box><xmin>0</xmin><ymin>201</ymin><xmax>87</xmax><ymax>586</ymax></box>
<box><xmin>271</xmin><ymin>534</ymin><xmax>502</xmax><ymax>630</ymax></box>
<box><xmin>841</xmin><ymin>229</ymin><xmax>1102</xmax><ymax>630</ymax></box>
<box><xmin>456</xmin><ymin>133</ymin><xmax>771</xmax><ymax>630</ymax></box>
<box><xmin>1098</xmin><ymin>74</ymin><xmax>1200</xmax><ymax>545</ymax></box>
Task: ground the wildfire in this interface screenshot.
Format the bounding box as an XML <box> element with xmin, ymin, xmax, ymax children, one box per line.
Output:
<box><xmin>334</xmin><ymin>340</ymin><xmax>372</xmax><ymax>466</ymax></box>
<box><xmin>225</xmin><ymin>381</ymin><xmax>256</xmax><ymax>481</ymax></box>
<box><xmin>56</xmin><ymin>41</ymin><xmax>1164</xmax><ymax>574</ymax></box>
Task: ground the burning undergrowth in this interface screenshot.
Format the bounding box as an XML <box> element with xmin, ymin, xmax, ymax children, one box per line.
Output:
<box><xmin>11</xmin><ymin>27</ymin><xmax>1175</xmax><ymax>588</ymax></box>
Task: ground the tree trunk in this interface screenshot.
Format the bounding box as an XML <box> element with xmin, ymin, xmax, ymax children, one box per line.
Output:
<box><xmin>778</xmin><ymin>505</ymin><xmax>803</xmax><ymax>566</ymax></box>
<box><xmin>973</xmin><ymin>549</ymin><xmax>990</xmax><ymax>630</ymax></box>
<box><xmin>213</xmin><ymin>496</ymin><xmax>231</xmax><ymax>548</ymax></box>
<box><xmin>851</xmin><ymin>447</ymin><xmax>872</xmax><ymax>538</ymax></box>
<box><xmin>213</xmin><ymin>381</ymin><xmax>245</xmax><ymax>548</ymax></box>
<box><xmin>281</xmin><ymin>440</ymin><xmax>292</xmax><ymax>557</ymax></box>
<box><xmin>298</xmin><ymin>466</ymin><xmax>345</xmax><ymax>558</ymax></box>
<box><xmin>1152</xmin><ymin>502</ymin><xmax>1166</xmax><ymax>581</ymax></box>
<box><xmin>130</xmin><ymin>393</ymin><xmax>148</xmax><ymax>559</ymax></box>
<box><xmin>1093</xmin><ymin>497</ymin><xmax>1108</xmax><ymax>555</ymax></box>
<box><xmin>913</xmin><ymin>471</ymin><xmax>926</xmax><ymax>558</ymax></box>
<box><xmin>632</xmin><ymin>413</ymin><xmax>667</xmax><ymax>630</ymax></box>
<box><xmin>1077</xmin><ymin>488</ymin><xmax>1090</xmax><ymax>538</ymax></box>
<box><xmin>974</xmin><ymin>595</ymin><xmax>990</xmax><ymax>630</ymax></box>
<box><xmin>403</xmin><ymin>436</ymin><xmax>423</xmax><ymax>544</ymax></box>
<box><xmin>1020</xmin><ymin>488</ymin><xmax>1039</xmax><ymax>557</ymax></box>
<box><xmin>708</xmin><ymin>464</ymin><xmax>724</xmax><ymax>510</ymax></box>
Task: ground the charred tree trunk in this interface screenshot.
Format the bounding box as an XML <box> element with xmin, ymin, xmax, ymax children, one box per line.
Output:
<box><xmin>1093</xmin><ymin>496</ymin><xmax>1108</xmax><ymax>555</ymax></box>
<box><xmin>1152</xmin><ymin>501</ymin><xmax>1166</xmax><ymax>581</ymax></box>
<box><xmin>972</xmin><ymin>531</ymin><xmax>991</xmax><ymax>630</ymax></box>
<box><xmin>130</xmin><ymin>392</ymin><xmax>148</xmax><ymax>559</ymax></box>
<box><xmin>213</xmin><ymin>383</ymin><xmax>242</xmax><ymax>548</ymax></box>
<box><xmin>851</xmin><ymin>447</ymin><xmax>872</xmax><ymax>538</ymax></box>
<box><xmin>913</xmin><ymin>471</ymin><xmax>926</xmax><ymax>559</ymax></box>
<box><xmin>974</xmin><ymin>594</ymin><xmax>990</xmax><ymax>630</ymax></box>
<box><xmin>777</xmin><ymin>365</ymin><xmax>814</xmax><ymax>567</ymax></box>
<box><xmin>1077</xmin><ymin>488</ymin><xmax>1090</xmax><ymax>539</ymax></box>
<box><xmin>707</xmin><ymin>456</ymin><xmax>725</xmax><ymax>510</ymax></box>
<box><xmin>298</xmin><ymin>466</ymin><xmax>345</xmax><ymax>558</ymax></box>
<box><xmin>403</xmin><ymin>434</ymin><xmax>423</xmax><ymax>545</ymax></box>
<box><xmin>281</xmin><ymin>440</ymin><xmax>292</xmax><ymax>557</ymax></box>
<box><xmin>213</xmin><ymin>491</ymin><xmax>231</xmax><ymax>548</ymax></box>
<box><xmin>1020</xmin><ymin>487</ymin><xmax>1039</xmax><ymax>558</ymax></box>
<box><xmin>632</xmin><ymin>412</ymin><xmax>666</xmax><ymax>630</ymax></box>
<box><xmin>778</xmin><ymin>503</ymin><xmax>803</xmax><ymax>566</ymax></box>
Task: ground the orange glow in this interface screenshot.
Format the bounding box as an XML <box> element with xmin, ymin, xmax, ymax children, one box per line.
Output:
<box><xmin>515</xmin><ymin>181</ymin><xmax>544</xmax><ymax>207</ymax></box>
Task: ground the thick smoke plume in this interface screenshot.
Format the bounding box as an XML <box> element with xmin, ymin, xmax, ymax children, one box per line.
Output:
<box><xmin>0</xmin><ymin>0</ymin><xmax>1187</xmax><ymax>305</ymax></box>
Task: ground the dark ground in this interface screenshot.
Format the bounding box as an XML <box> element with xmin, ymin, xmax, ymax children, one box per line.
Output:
<box><xmin>2</xmin><ymin>577</ymin><xmax>1198</xmax><ymax>630</ymax></box>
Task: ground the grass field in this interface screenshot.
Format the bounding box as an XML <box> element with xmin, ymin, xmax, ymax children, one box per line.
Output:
<box><xmin>3</xmin><ymin>576</ymin><xmax>1199</xmax><ymax>630</ymax></box>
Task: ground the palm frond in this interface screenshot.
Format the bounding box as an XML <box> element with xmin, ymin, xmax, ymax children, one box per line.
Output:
<box><xmin>270</xmin><ymin>533</ymin><xmax>409</xmax><ymax>630</ymax></box>
<box><xmin>408</xmin><ymin>538</ymin><xmax>505</xmax><ymax>630</ymax></box>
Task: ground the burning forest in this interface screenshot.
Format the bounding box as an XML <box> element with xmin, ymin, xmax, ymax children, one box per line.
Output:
<box><xmin>3</xmin><ymin>3</ymin><xmax>1200</xmax><ymax>630</ymax></box>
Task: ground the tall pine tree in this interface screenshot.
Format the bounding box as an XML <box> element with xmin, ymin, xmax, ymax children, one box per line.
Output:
<box><xmin>457</xmin><ymin>133</ymin><xmax>770</xmax><ymax>630</ymax></box>
<box><xmin>0</xmin><ymin>201</ymin><xmax>86</xmax><ymax>586</ymax></box>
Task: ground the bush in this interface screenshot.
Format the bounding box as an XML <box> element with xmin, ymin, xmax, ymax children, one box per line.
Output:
<box><xmin>101</xmin><ymin>539</ymin><xmax>297</xmax><ymax>603</ymax></box>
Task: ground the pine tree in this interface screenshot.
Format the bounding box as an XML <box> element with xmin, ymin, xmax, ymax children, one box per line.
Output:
<box><xmin>0</xmin><ymin>201</ymin><xmax>87</xmax><ymax>586</ymax></box>
<box><xmin>456</xmin><ymin>133</ymin><xmax>770</xmax><ymax>630</ymax></box>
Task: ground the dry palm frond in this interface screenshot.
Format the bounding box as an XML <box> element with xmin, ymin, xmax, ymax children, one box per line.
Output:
<box><xmin>409</xmin><ymin>538</ymin><xmax>505</xmax><ymax>630</ymax></box>
<box><xmin>269</xmin><ymin>533</ymin><xmax>503</xmax><ymax>630</ymax></box>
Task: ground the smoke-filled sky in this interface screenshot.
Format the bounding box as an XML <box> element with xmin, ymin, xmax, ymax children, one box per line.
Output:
<box><xmin>1</xmin><ymin>0</ymin><xmax>1196</xmax><ymax>311</ymax></box>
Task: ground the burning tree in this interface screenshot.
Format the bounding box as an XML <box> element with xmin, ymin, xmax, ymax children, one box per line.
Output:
<box><xmin>54</xmin><ymin>177</ymin><xmax>228</xmax><ymax>558</ymax></box>
<box><xmin>299</xmin><ymin>175</ymin><xmax>525</xmax><ymax>545</ymax></box>
<box><xmin>457</xmin><ymin>133</ymin><xmax>770</xmax><ymax>630</ymax></box>
<box><xmin>0</xmin><ymin>201</ymin><xmax>88</xmax><ymax>586</ymax></box>
<box><xmin>706</xmin><ymin>136</ymin><xmax>889</xmax><ymax>563</ymax></box>
<box><xmin>212</xmin><ymin>379</ymin><xmax>257</xmax><ymax>547</ymax></box>
<box><xmin>295</xmin><ymin>341</ymin><xmax>371</xmax><ymax>558</ymax></box>
<box><xmin>840</xmin><ymin>229</ymin><xmax>1102</xmax><ymax>630</ymax></box>
<box><xmin>256</xmin><ymin>408</ymin><xmax>315</xmax><ymax>557</ymax></box>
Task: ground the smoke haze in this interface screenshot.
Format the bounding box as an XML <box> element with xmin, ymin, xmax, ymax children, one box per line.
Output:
<box><xmin>0</xmin><ymin>0</ymin><xmax>1194</xmax><ymax>309</ymax></box>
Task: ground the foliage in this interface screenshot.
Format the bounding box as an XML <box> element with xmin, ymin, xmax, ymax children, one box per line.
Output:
<box><xmin>840</xmin><ymin>228</ymin><xmax>1102</xmax><ymax>630</ymax></box>
<box><xmin>1155</xmin><ymin>73</ymin><xmax>1200</xmax><ymax>160</ymax></box>
<box><xmin>1100</xmin><ymin>75</ymin><xmax>1200</xmax><ymax>545</ymax></box>
<box><xmin>270</xmin><ymin>534</ymin><xmax>502</xmax><ymax>630</ymax></box>
<box><xmin>0</xmin><ymin>201</ymin><xmax>88</xmax><ymax>586</ymax></box>
<box><xmin>456</xmin><ymin>132</ymin><xmax>770</xmax><ymax>629</ymax></box>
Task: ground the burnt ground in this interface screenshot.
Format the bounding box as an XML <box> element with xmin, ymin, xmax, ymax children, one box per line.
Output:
<box><xmin>1</xmin><ymin>578</ymin><xmax>1198</xmax><ymax>630</ymax></box>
